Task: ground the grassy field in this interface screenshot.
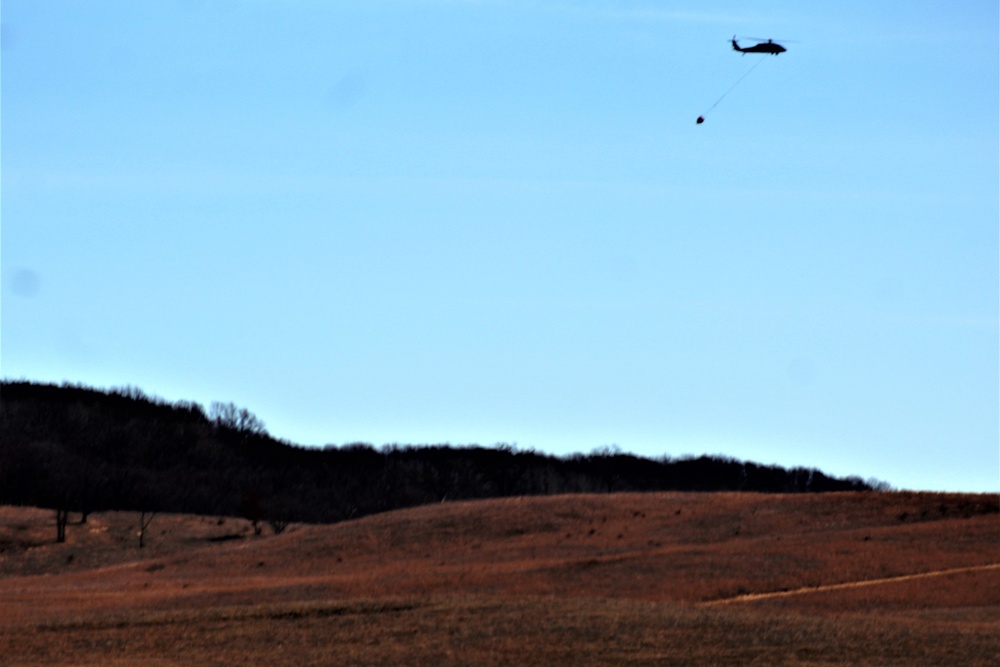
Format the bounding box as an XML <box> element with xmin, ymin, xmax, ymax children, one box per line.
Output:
<box><xmin>1</xmin><ymin>491</ymin><xmax>997</xmax><ymax>665</ymax></box>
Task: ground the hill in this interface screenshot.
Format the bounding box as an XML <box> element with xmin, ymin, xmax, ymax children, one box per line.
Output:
<box><xmin>1</xmin><ymin>492</ymin><xmax>997</xmax><ymax>665</ymax></box>
<box><xmin>2</xmin><ymin>380</ymin><xmax>879</xmax><ymax>533</ymax></box>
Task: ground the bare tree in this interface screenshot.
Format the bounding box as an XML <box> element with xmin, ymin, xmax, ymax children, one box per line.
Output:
<box><xmin>209</xmin><ymin>401</ymin><xmax>267</xmax><ymax>436</ymax></box>
<box><xmin>241</xmin><ymin>488</ymin><xmax>264</xmax><ymax>536</ymax></box>
<box><xmin>138</xmin><ymin>510</ymin><xmax>155</xmax><ymax>548</ymax></box>
<box><xmin>55</xmin><ymin>508</ymin><xmax>70</xmax><ymax>543</ymax></box>
<box><xmin>591</xmin><ymin>445</ymin><xmax>623</xmax><ymax>493</ymax></box>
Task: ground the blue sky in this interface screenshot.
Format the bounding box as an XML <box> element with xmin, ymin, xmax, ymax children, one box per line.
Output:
<box><xmin>3</xmin><ymin>1</ymin><xmax>997</xmax><ymax>492</ymax></box>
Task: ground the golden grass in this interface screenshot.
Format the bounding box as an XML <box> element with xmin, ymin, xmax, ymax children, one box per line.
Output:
<box><xmin>2</xmin><ymin>492</ymin><xmax>998</xmax><ymax>665</ymax></box>
<box><xmin>5</xmin><ymin>594</ymin><xmax>999</xmax><ymax>666</ymax></box>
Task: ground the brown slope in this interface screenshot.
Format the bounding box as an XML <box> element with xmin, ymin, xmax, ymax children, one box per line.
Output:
<box><xmin>2</xmin><ymin>492</ymin><xmax>998</xmax><ymax>667</ymax></box>
<box><xmin>2</xmin><ymin>491</ymin><xmax>997</xmax><ymax>619</ymax></box>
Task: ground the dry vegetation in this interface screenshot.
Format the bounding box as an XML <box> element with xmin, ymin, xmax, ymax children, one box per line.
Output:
<box><xmin>2</xmin><ymin>491</ymin><xmax>997</xmax><ymax>665</ymax></box>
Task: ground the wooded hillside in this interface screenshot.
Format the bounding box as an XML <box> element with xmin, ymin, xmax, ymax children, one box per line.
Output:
<box><xmin>1</xmin><ymin>381</ymin><xmax>880</xmax><ymax>527</ymax></box>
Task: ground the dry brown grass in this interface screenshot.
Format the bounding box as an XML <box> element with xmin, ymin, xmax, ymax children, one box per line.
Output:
<box><xmin>2</xmin><ymin>492</ymin><xmax>997</xmax><ymax>665</ymax></box>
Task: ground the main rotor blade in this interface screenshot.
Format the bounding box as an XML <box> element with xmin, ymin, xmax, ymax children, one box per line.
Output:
<box><xmin>737</xmin><ymin>36</ymin><xmax>799</xmax><ymax>43</ymax></box>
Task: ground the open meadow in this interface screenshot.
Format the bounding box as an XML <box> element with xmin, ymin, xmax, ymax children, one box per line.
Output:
<box><xmin>1</xmin><ymin>491</ymin><xmax>997</xmax><ymax>665</ymax></box>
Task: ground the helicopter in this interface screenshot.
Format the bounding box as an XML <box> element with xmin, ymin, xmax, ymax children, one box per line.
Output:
<box><xmin>697</xmin><ymin>37</ymin><xmax>789</xmax><ymax>123</ymax></box>
<box><xmin>731</xmin><ymin>36</ymin><xmax>786</xmax><ymax>55</ymax></box>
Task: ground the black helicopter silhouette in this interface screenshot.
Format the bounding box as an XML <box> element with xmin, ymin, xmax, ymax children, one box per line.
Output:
<box><xmin>696</xmin><ymin>37</ymin><xmax>790</xmax><ymax>123</ymax></box>
<box><xmin>731</xmin><ymin>36</ymin><xmax>786</xmax><ymax>55</ymax></box>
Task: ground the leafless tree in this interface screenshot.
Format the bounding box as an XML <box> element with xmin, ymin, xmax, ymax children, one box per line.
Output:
<box><xmin>138</xmin><ymin>510</ymin><xmax>156</xmax><ymax>548</ymax></box>
<box><xmin>55</xmin><ymin>508</ymin><xmax>70</xmax><ymax>543</ymax></box>
<box><xmin>209</xmin><ymin>401</ymin><xmax>267</xmax><ymax>436</ymax></box>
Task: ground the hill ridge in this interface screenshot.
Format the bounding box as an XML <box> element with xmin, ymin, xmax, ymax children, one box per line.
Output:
<box><xmin>4</xmin><ymin>380</ymin><xmax>881</xmax><ymax>534</ymax></box>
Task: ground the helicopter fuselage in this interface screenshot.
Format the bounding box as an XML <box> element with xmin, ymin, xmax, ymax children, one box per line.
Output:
<box><xmin>732</xmin><ymin>39</ymin><xmax>786</xmax><ymax>55</ymax></box>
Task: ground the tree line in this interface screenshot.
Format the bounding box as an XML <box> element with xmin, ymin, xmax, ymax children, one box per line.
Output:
<box><xmin>0</xmin><ymin>381</ymin><xmax>884</xmax><ymax>540</ymax></box>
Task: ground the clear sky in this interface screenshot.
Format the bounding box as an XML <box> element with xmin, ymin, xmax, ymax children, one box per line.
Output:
<box><xmin>3</xmin><ymin>1</ymin><xmax>997</xmax><ymax>492</ymax></box>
